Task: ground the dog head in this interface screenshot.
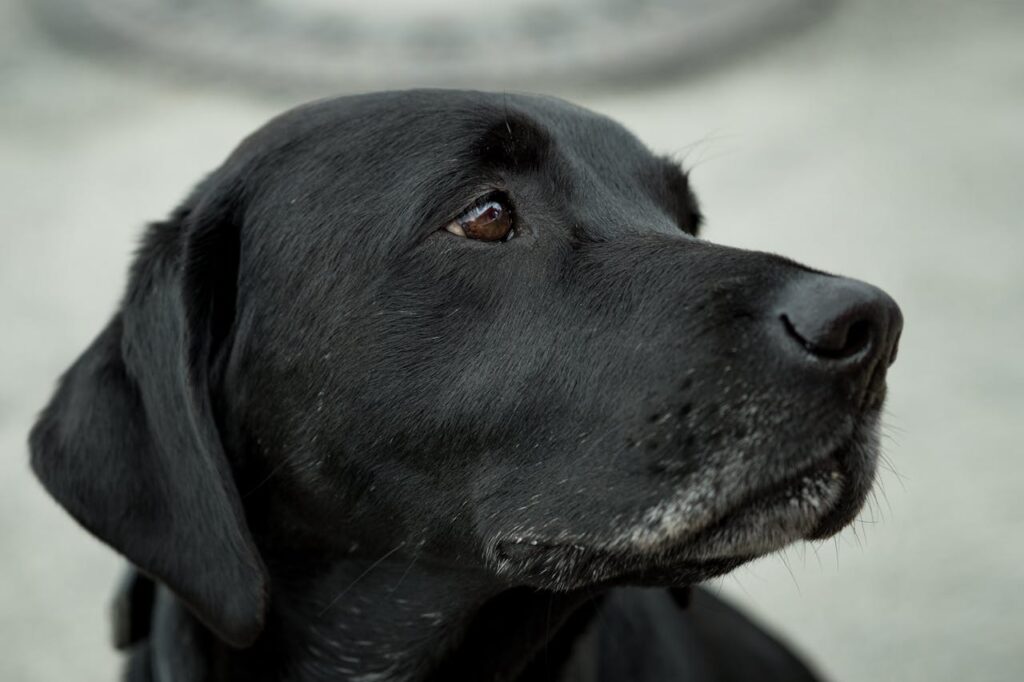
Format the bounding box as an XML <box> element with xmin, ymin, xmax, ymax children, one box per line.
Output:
<box><xmin>30</xmin><ymin>90</ymin><xmax>902</xmax><ymax>647</ymax></box>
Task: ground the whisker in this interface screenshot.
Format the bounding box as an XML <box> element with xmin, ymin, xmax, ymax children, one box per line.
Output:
<box><xmin>387</xmin><ymin>549</ymin><xmax>420</xmax><ymax>596</ymax></box>
<box><xmin>242</xmin><ymin>456</ymin><xmax>293</xmax><ymax>499</ymax></box>
<box><xmin>850</xmin><ymin>522</ymin><xmax>864</xmax><ymax>550</ymax></box>
<box><xmin>874</xmin><ymin>478</ymin><xmax>896</xmax><ymax>516</ymax></box>
<box><xmin>810</xmin><ymin>540</ymin><xmax>823</xmax><ymax>569</ymax></box>
<box><xmin>687</xmin><ymin>150</ymin><xmax>737</xmax><ymax>173</ymax></box>
<box><xmin>879</xmin><ymin>455</ymin><xmax>908</xmax><ymax>489</ymax></box>
<box><xmin>880</xmin><ymin>412</ymin><xmax>906</xmax><ymax>436</ymax></box>
<box><xmin>868</xmin><ymin>488</ymin><xmax>888</xmax><ymax>522</ymax></box>
<box><xmin>319</xmin><ymin>543</ymin><xmax>405</xmax><ymax>615</ymax></box>
<box><xmin>725</xmin><ymin>572</ymin><xmax>752</xmax><ymax>600</ymax></box>
<box><xmin>778</xmin><ymin>549</ymin><xmax>801</xmax><ymax>594</ymax></box>
<box><xmin>676</xmin><ymin>130</ymin><xmax>735</xmax><ymax>155</ymax></box>
<box><xmin>864</xmin><ymin>494</ymin><xmax>878</xmax><ymax>524</ymax></box>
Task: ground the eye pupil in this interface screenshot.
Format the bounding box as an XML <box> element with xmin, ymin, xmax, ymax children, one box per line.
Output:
<box><xmin>454</xmin><ymin>198</ymin><xmax>514</xmax><ymax>242</ymax></box>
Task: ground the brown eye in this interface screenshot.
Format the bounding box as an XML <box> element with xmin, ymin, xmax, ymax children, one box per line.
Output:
<box><xmin>445</xmin><ymin>198</ymin><xmax>514</xmax><ymax>242</ymax></box>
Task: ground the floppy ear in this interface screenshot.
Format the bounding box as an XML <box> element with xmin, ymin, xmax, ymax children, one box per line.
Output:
<box><xmin>29</xmin><ymin>186</ymin><xmax>268</xmax><ymax>648</ymax></box>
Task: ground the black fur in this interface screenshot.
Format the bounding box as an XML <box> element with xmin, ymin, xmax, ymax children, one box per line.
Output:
<box><xmin>30</xmin><ymin>90</ymin><xmax>901</xmax><ymax>681</ymax></box>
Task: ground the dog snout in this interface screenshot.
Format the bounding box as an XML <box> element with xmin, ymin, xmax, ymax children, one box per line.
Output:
<box><xmin>776</xmin><ymin>275</ymin><xmax>903</xmax><ymax>398</ymax></box>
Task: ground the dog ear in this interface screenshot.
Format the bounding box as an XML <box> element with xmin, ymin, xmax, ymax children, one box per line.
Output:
<box><xmin>29</xmin><ymin>185</ymin><xmax>268</xmax><ymax>648</ymax></box>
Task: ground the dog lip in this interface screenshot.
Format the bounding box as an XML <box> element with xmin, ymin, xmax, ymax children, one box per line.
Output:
<box><xmin>489</xmin><ymin>535</ymin><xmax>753</xmax><ymax>590</ymax></box>
<box><xmin>490</xmin><ymin>457</ymin><xmax>845</xmax><ymax>581</ymax></box>
<box><xmin>718</xmin><ymin>456</ymin><xmax>843</xmax><ymax>525</ymax></box>
<box><xmin>694</xmin><ymin>414</ymin><xmax>882</xmax><ymax>554</ymax></box>
<box><xmin>489</xmin><ymin>418</ymin><xmax>880</xmax><ymax>588</ymax></box>
<box><xmin>678</xmin><ymin>456</ymin><xmax>844</xmax><ymax>560</ymax></box>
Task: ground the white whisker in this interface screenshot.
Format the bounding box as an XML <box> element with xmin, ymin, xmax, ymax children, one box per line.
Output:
<box><xmin>320</xmin><ymin>543</ymin><xmax>405</xmax><ymax>615</ymax></box>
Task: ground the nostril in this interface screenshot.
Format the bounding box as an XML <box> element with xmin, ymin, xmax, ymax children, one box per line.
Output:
<box><xmin>780</xmin><ymin>312</ymin><xmax>874</xmax><ymax>361</ymax></box>
<box><xmin>842</xmin><ymin>319</ymin><xmax>872</xmax><ymax>357</ymax></box>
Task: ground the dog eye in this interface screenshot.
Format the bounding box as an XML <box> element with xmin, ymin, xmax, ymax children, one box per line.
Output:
<box><xmin>445</xmin><ymin>196</ymin><xmax>514</xmax><ymax>242</ymax></box>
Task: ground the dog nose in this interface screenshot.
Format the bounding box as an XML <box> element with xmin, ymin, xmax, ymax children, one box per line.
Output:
<box><xmin>778</xmin><ymin>275</ymin><xmax>903</xmax><ymax>369</ymax></box>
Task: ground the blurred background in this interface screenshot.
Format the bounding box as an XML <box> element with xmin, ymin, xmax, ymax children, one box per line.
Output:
<box><xmin>2</xmin><ymin>0</ymin><xmax>1021</xmax><ymax>680</ymax></box>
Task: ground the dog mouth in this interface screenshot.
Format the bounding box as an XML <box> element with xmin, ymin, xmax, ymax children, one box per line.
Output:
<box><xmin>488</xmin><ymin>423</ymin><xmax>877</xmax><ymax>590</ymax></box>
<box><xmin>665</xmin><ymin>456</ymin><xmax>844</xmax><ymax>560</ymax></box>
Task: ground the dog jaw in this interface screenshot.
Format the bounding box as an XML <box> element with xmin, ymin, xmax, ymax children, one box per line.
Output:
<box><xmin>484</xmin><ymin>414</ymin><xmax>881</xmax><ymax>592</ymax></box>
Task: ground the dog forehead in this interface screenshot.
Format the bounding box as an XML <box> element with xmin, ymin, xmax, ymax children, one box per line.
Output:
<box><xmin>226</xmin><ymin>90</ymin><xmax>667</xmax><ymax>234</ymax></box>
<box><xmin>233</xmin><ymin>90</ymin><xmax>651</xmax><ymax>177</ymax></box>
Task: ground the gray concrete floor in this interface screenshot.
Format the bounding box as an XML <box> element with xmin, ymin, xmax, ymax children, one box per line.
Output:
<box><xmin>2</xmin><ymin>1</ymin><xmax>1022</xmax><ymax>680</ymax></box>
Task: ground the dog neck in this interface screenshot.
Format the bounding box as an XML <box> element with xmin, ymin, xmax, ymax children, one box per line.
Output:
<box><xmin>147</xmin><ymin>557</ymin><xmax>599</xmax><ymax>682</ymax></box>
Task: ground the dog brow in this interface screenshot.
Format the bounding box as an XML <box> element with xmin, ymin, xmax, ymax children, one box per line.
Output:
<box><xmin>472</xmin><ymin>114</ymin><xmax>551</xmax><ymax>173</ymax></box>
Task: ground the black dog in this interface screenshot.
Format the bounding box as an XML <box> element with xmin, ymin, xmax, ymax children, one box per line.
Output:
<box><xmin>30</xmin><ymin>90</ymin><xmax>902</xmax><ymax>681</ymax></box>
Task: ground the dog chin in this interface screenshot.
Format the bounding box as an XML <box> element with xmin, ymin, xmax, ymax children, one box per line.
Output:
<box><xmin>488</xmin><ymin>415</ymin><xmax>881</xmax><ymax>591</ymax></box>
